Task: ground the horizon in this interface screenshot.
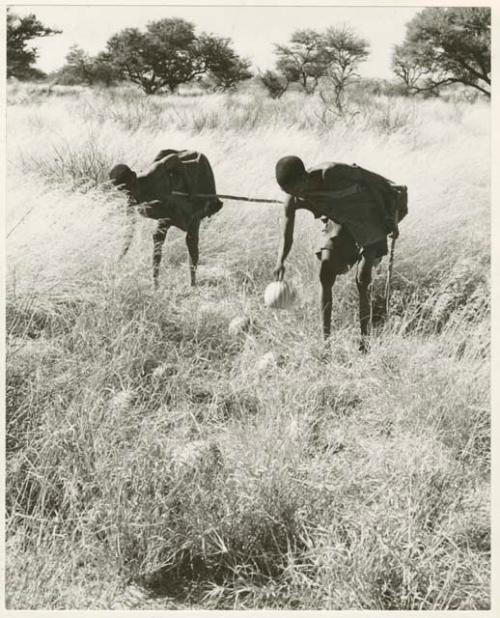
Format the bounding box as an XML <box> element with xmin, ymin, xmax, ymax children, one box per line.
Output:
<box><xmin>12</xmin><ymin>5</ymin><xmax>420</xmax><ymax>79</ymax></box>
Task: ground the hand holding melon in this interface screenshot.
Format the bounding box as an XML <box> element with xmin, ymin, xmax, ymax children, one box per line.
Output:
<box><xmin>274</xmin><ymin>264</ymin><xmax>285</xmax><ymax>282</ymax></box>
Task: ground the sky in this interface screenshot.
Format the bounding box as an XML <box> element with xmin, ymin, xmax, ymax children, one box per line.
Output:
<box><xmin>12</xmin><ymin>5</ymin><xmax>420</xmax><ymax>78</ymax></box>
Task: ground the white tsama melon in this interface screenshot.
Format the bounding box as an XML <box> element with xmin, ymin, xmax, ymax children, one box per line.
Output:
<box><xmin>264</xmin><ymin>281</ymin><xmax>296</xmax><ymax>309</ymax></box>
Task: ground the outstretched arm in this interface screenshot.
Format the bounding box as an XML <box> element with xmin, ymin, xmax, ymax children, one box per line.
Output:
<box><xmin>274</xmin><ymin>196</ymin><xmax>296</xmax><ymax>281</ymax></box>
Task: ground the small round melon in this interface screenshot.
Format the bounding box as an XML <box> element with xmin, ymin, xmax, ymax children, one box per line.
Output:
<box><xmin>264</xmin><ymin>281</ymin><xmax>296</xmax><ymax>309</ymax></box>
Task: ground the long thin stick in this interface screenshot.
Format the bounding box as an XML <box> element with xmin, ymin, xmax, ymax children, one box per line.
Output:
<box><xmin>384</xmin><ymin>236</ymin><xmax>397</xmax><ymax>317</ymax></box>
<box><xmin>171</xmin><ymin>191</ymin><xmax>282</xmax><ymax>204</ymax></box>
<box><xmin>172</xmin><ymin>189</ymin><xmax>361</xmax><ymax>204</ymax></box>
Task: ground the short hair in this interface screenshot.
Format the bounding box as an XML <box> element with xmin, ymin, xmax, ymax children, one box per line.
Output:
<box><xmin>109</xmin><ymin>164</ymin><xmax>136</xmax><ymax>188</ymax></box>
<box><xmin>275</xmin><ymin>156</ymin><xmax>306</xmax><ymax>190</ymax></box>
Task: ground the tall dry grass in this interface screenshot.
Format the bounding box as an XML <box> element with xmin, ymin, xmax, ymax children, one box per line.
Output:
<box><xmin>5</xmin><ymin>83</ymin><xmax>490</xmax><ymax>609</ymax></box>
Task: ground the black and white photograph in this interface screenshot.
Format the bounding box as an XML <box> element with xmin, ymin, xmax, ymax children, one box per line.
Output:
<box><xmin>3</xmin><ymin>1</ymin><xmax>494</xmax><ymax>611</ymax></box>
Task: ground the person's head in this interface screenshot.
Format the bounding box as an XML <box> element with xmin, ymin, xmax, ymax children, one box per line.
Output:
<box><xmin>275</xmin><ymin>156</ymin><xmax>308</xmax><ymax>195</ymax></box>
<box><xmin>109</xmin><ymin>164</ymin><xmax>138</xmax><ymax>200</ymax></box>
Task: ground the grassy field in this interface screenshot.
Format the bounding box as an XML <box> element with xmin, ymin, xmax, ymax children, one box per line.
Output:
<box><xmin>5</xmin><ymin>82</ymin><xmax>490</xmax><ymax>609</ymax></box>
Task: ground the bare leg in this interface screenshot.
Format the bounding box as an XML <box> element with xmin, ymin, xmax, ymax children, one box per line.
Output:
<box><xmin>319</xmin><ymin>252</ymin><xmax>337</xmax><ymax>339</ymax></box>
<box><xmin>119</xmin><ymin>207</ymin><xmax>136</xmax><ymax>260</ymax></box>
<box><xmin>356</xmin><ymin>256</ymin><xmax>375</xmax><ymax>352</ymax></box>
<box><xmin>186</xmin><ymin>220</ymin><xmax>200</xmax><ymax>287</ymax></box>
<box><xmin>152</xmin><ymin>220</ymin><xmax>170</xmax><ymax>289</ymax></box>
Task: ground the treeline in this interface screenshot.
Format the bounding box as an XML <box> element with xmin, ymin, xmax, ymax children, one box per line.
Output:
<box><xmin>56</xmin><ymin>21</ymin><xmax>253</xmax><ymax>94</ymax></box>
<box><xmin>6</xmin><ymin>7</ymin><xmax>490</xmax><ymax>99</ymax></box>
<box><xmin>7</xmin><ymin>11</ymin><xmax>253</xmax><ymax>94</ymax></box>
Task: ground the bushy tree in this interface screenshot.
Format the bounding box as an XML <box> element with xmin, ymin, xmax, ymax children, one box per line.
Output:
<box><xmin>57</xmin><ymin>46</ymin><xmax>116</xmax><ymax>86</ymax></box>
<box><xmin>259</xmin><ymin>70</ymin><xmax>289</xmax><ymax>99</ymax></box>
<box><xmin>265</xmin><ymin>26</ymin><xmax>369</xmax><ymax>102</ymax></box>
<box><xmin>321</xmin><ymin>26</ymin><xmax>370</xmax><ymax>112</ymax></box>
<box><xmin>58</xmin><ymin>45</ymin><xmax>94</xmax><ymax>85</ymax></box>
<box><xmin>391</xmin><ymin>45</ymin><xmax>426</xmax><ymax>94</ymax></box>
<box><xmin>105</xmin><ymin>21</ymin><xmax>195</xmax><ymax>94</ymax></box>
<box><xmin>197</xmin><ymin>34</ymin><xmax>252</xmax><ymax>91</ymax></box>
<box><xmin>392</xmin><ymin>7</ymin><xmax>490</xmax><ymax>97</ymax></box>
<box><xmin>105</xmin><ymin>18</ymin><xmax>250</xmax><ymax>94</ymax></box>
<box><xmin>7</xmin><ymin>8</ymin><xmax>61</xmax><ymax>79</ymax></box>
<box><xmin>274</xmin><ymin>29</ymin><xmax>326</xmax><ymax>94</ymax></box>
<box><xmin>91</xmin><ymin>52</ymin><xmax>117</xmax><ymax>87</ymax></box>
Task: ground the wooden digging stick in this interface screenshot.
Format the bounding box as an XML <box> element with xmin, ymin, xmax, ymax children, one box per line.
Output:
<box><xmin>171</xmin><ymin>191</ymin><xmax>282</xmax><ymax>204</ymax></box>
<box><xmin>384</xmin><ymin>235</ymin><xmax>397</xmax><ymax>317</ymax></box>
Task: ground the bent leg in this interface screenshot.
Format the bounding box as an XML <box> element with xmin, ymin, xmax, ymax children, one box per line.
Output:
<box><xmin>186</xmin><ymin>220</ymin><xmax>200</xmax><ymax>287</ymax></box>
<box><xmin>152</xmin><ymin>219</ymin><xmax>170</xmax><ymax>289</ymax></box>
<box><xmin>356</xmin><ymin>255</ymin><xmax>375</xmax><ymax>351</ymax></box>
<box><xmin>319</xmin><ymin>252</ymin><xmax>337</xmax><ymax>339</ymax></box>
<box><xmin>119</xmin><ymin>207</ymin><xmax>136</xmax><ymax>260</ymax></box>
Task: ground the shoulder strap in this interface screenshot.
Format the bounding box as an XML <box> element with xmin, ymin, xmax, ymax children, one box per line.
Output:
<box><xmin>153</xmin><ymin>148</ymin><xmax>179</xmax><ymax>163</ymax></box>
<box><xmin>177</xmin><ymin>150</ymin><xmax>201</xmax><ymax>164</ymax></box>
